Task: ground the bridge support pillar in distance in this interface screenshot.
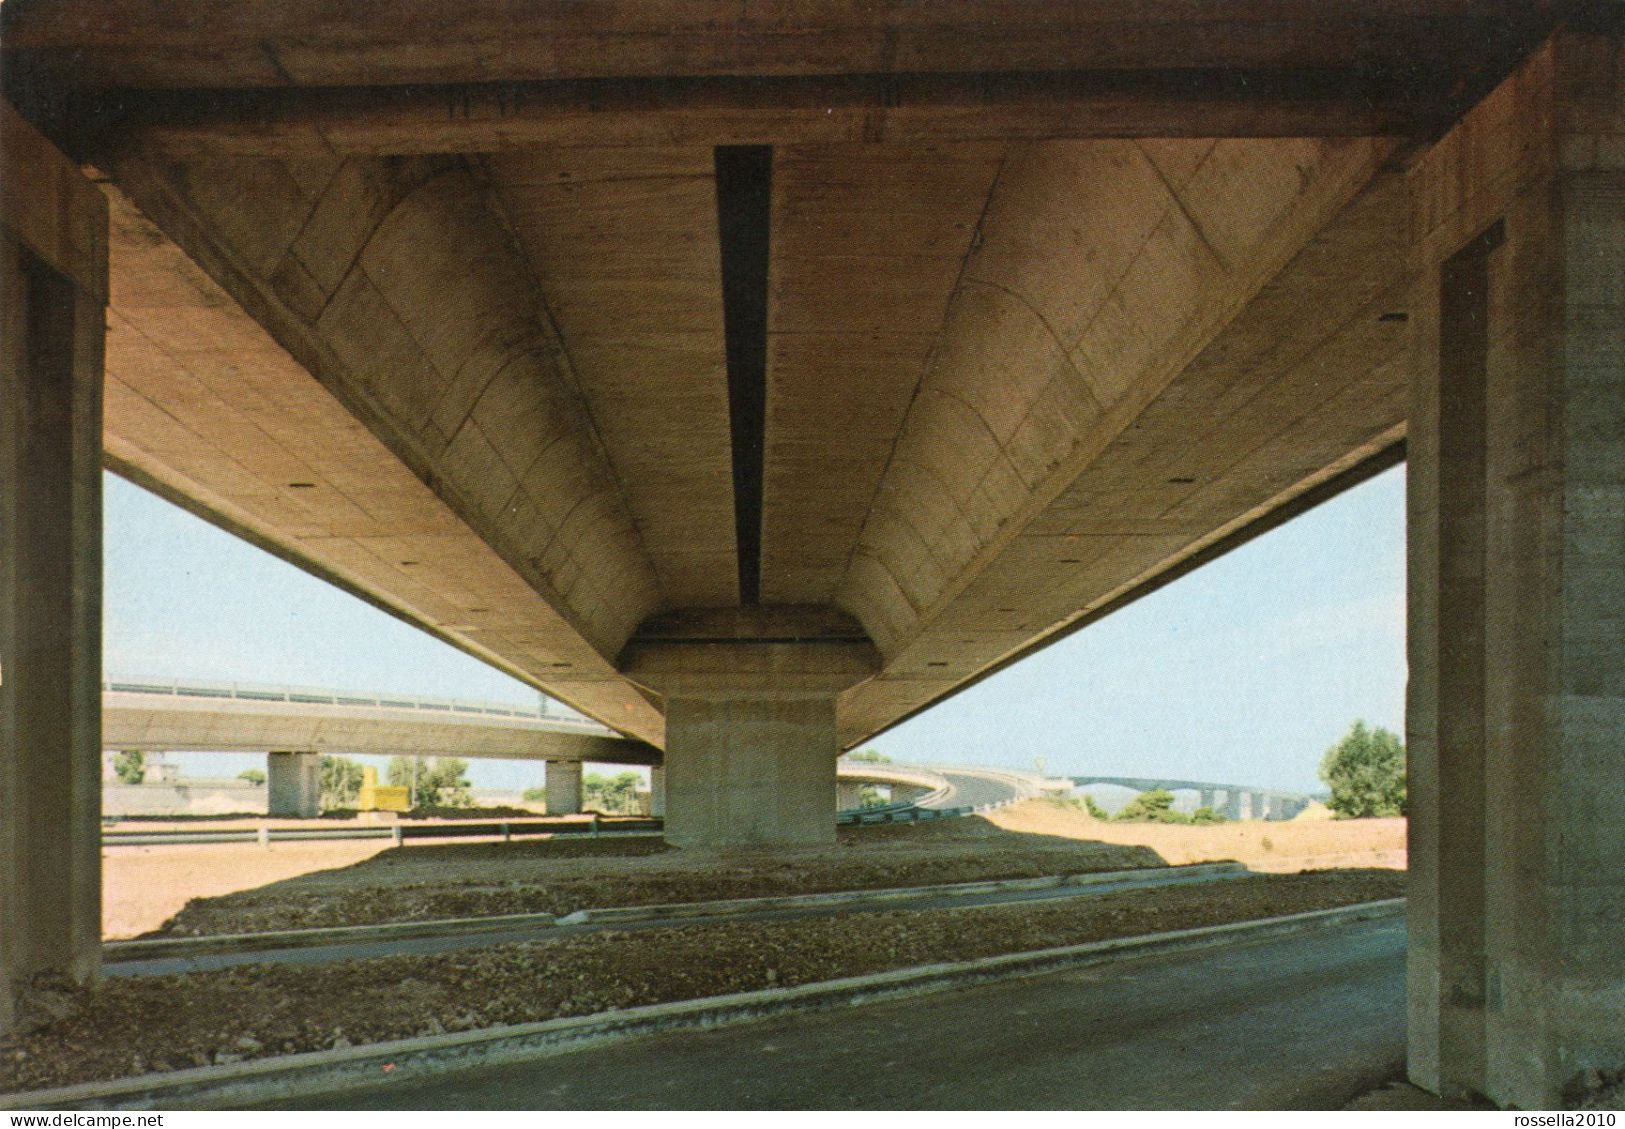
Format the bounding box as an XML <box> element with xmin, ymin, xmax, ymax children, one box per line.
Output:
<box><xmin>545</xmin><ymin>760</ymin><xmax>583</xmax><ymax>815</ymax></box>
<box><xmin>836</xmin><ymin>780</ymin><xmax>866</xmax><ymax>812</ymax></box>
<box><xmin>0</xmin><ymin>104</ymin><xmax>108</xmax><ymax>1037</ymax></box>
<box><xmin>267</xmin><ymin>751</ymin><xmax>320</xmax><ymax>818</ymax></box>
<box><xmin>1198</xmin><ymin>788</ymin><xmax>1217</xmax><ymax>812</ymax></box>
<box><xmin>649</xmin><ymin>766</ymin><xmax>665</xmax><ymax>818</ymax></box>
<box><xmin>1406</xmin><ymin>32</ymin><xmax>1625</xmax><ymax>1110</ymax></box>
<box><xmin>621</xmin><ymin>626</ymin><xmax>878</xmax><ymax>850</ymax></box>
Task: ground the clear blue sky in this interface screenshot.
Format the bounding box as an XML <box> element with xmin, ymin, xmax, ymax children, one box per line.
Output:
<box><xmin>106</xmin><ymin>466</ymin><xmax>1405</xmax><ymax>794</ymax></box>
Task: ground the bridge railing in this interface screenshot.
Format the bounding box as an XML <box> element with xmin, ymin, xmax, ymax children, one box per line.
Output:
<box><xmin>102</xmin><ymin>676</ymin><xmax>610</xmax><ymax>730</ymax></box>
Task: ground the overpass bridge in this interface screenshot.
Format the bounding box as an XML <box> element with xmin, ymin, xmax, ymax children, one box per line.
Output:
<box><xmin>1069</xmin><ymin>776</ymin><xmax>1313</xmax><ymax>822</ymax></box>
<box><xmin>102</xmin><ymin>676</ymin><xmax>654</xmax><ymax>819</ymax></box>
<box><xmin>101</xmin><ymin>678</ymin><xmax>1016</xmax><ymax>821</ymax></box>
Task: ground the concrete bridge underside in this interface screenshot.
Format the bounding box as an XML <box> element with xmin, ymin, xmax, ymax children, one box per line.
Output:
<box><xmin>1</xmin><ymin>2</ymin><xmax>1621</xmax><ymax>1107</ymax></box>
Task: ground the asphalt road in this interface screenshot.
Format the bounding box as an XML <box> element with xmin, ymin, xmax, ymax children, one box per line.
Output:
<box><xmin>272</xmin><ymin>915</ymin><xmax>1405</xmax><ymax>1110</ymax></box>
<box><xmin>922</xmin><ymin>769</ymin><xmax>1025</xmax><ymax>810</ymax></box>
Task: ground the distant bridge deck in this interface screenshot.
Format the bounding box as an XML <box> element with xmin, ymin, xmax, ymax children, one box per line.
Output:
<box><xmin>1069</xmin><ymin>776</ymin><xmax>1314</xmax><ymax>821</ymax></box>
<box><xmin>102</xmin><ymin>678</ymin><xmax>659</xmax><ymax>765</ymax></box>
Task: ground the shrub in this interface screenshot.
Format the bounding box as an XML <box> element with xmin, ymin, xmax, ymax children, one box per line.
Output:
<box><xmin>1319</xmin><ymin>720</ymin><xmax>1406</xmax><ymax>818</ymax></box>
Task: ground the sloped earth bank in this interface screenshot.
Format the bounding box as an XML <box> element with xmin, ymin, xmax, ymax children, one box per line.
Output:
<box><xmin>3</xmin><ymin>870</ymin><xmax>1403</xmax><ymax>1095</ymax></box>
<box><xmin>988</xmin><ymin>801</ymin><xmax>1407</xmax><ymax>871</ymax></box>
<box><xmin>145</xmin><ymin>816</ymin><xmax>1169</xmax><ymax>937</ymax></box>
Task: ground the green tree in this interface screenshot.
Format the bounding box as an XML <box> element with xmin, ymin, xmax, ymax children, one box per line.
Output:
<box><xmin>388</xmin><ymin>756</ymin><xmax>473</xmax><ymax>808</ymax></box>
<box><xmin>320</xmin><ymin>755</ymin><xmax>365</xmax><ymax>809</ymax></box>
<box><xmin>584</xmin><ymin>770</ymin><xmax>641</xmax><ymax>814</ymax></box>
<box><xmin>1190</xmin><ymin>805</ymin><xmax>1227</xmax><ymax>824</ymax></box>
<box><xmin>522</xmin><ymin>786</ymin><xmax>548</xmax><ymax>804</ymax></box>
<box><xmin>1115</xmin><ymin>788</ymin><xmax>1181</xmax><ymax>822</ymax></box>
<box><xmin>1082</xmin><ymin>794</ymin><xmax>1109</xmax><ymax>820</ymax></box>
<box><xmin>859</xmin><ymin>784</ymin><xmax>887</xmax><ymax>808</ymax></box>
<box><xmin>113</xmin><ymin>750</ymin><xmax>145</xmax><ymax>784</ymax></box>
<box><xmin>847</xmin><ymin>749</ymin><xmax>891</xmax><ymax>764</ymax></box>
<box><xmin>238</xmin><ymin>768</ymin><xmax>266</xmax><ymax>786</ymax></box>
<box><xmin>1319</xmin><ymin>720</ymin><xmax>1406</xmax><ymax>817</ymax></box>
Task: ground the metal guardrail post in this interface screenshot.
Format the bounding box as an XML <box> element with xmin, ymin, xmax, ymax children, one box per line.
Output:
<box><xmin>392</xmin><ymin>825</ymin><xmax>403</xmax><ymax>848</ymax></box>
<box><xmin>257</xmin><ymin>826</ymin><xmax>269</xmax><ymax>850</ymax></box>
<box><xmin>591</xmin><ymin>813</ymin><xmax>600</xmax><ymax>839</ymax></box>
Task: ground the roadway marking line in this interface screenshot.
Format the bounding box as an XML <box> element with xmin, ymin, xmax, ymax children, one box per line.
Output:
<box><xmin>27</xmin><ymin>898</ymin><xmax>1405</xmax><ymax>1112</ymax></box>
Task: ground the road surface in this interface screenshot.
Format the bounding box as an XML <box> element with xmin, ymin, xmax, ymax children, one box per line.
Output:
<box><xmin>921</xmin><ymin>769</ymin><xmax>1026</xmax><ymax>810</ymax></box>
<box><xmin>269</xmin><ymin>914</ymin><xmax>1405</xmax><ymax>1110</ymax></box>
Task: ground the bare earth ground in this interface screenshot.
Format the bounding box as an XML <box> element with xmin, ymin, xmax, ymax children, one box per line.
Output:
<box><xmin>105</xmin><ymin>801</ymin><xmax>1406</xmax><ymax>939</ymax></box>
<box><xmin>140</xmin><ymin>816</ymin><xmax>1166</xmax><ymax>937</ymax></box>
<box><xmin>3</xmin><ymin>869</ymin><xmax>1403</xmax><ymax>1094</ymax></box>
<box><xmin>104</xmin><ymin>842</ymin><xmax>389</xmax><ymax>940</ymax></box>
<box><xmin>102</xmin><ymin>815</ymin><xmax>638</xmax><ymax>939</ymax></box>
<box><xmin>989</xmin><ymin>801</ymin><xmax>1407</xmax><ymax>871</ymax></box>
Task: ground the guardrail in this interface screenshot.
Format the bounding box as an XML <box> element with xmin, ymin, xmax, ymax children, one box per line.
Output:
<box><xmin>104</xmin><ymin>816</ymin><xmax>661</xmax><ymax>847</ymax></box>
<box><xmin>836</xmin><ymin>804</ymin><xmax>975</xmax><ymax>826</ymax></box>
<box><xmin>102</xmin><ymin>677</ymin><xmax>608</xmax><ymax>729</ymax></box>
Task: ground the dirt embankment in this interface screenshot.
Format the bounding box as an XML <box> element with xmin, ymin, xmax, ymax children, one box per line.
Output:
<box><xmin>106</xmin><ymin>802</ymin><xmax>1407</xmax><ymax>940</ymax></box>
<box><xmin>989</xmin><ymin>801</ymin><xmax>1406</xmax><ymax>871</ymax></box>
<box><xmin>144</xmin><ymin>817</ymin><xmax>1167</xmax><ymax>938</ymax></box>
<box><xmin>5</xmin><ymin>869</ymin><xmax>1403</xmax><ymax>1095</ymax></box>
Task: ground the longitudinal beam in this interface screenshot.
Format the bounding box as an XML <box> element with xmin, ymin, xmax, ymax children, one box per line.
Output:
<box><xmin>66</xmin><ymin>71</ymin><xmax>1445</xmax><ymax>158</ymax></box>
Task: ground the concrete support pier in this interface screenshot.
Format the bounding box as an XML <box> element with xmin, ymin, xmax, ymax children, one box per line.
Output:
<box><xmin>0</xmin><ymin>105</ymin><xmax>109</xmax><ymax>1035</ymax></box>
<box><xmin>836</xmin><ymin>779</ymin><xmax>866</xmax><ymax>812</ymax></box>
<box><xmin>1406</xmin><ymin>33</ymin><xmax>1625</xmax><ymax>1109</ymax></box>
<box><xmin>266</xmin><ymin>751</ymin><xmax>320</xmax><ymax>818</ymax></box>
<box><xmin>621</xmin><ymin>611</ymin><xmax>878</xmax><ymax>850</ymax></box>
<box><xmin>545</xmin><ymin>760</ymin><xmax>583</xmax><ymax>815</ymax></box>
<box><xmin>649</xmin><ymin>766</ymin><xmax>666</xmax><ymax>818</ymax></box>
<box><xmin>662</xmin><ymin>694</ymin><xmax>841</xmax><ymax>848</ymax></box>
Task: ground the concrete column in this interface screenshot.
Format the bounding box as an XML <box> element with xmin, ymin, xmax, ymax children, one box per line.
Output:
<box><xmin>545</xmin><ymin>760</ymin><xmax>583</xmax><ymax>815</ymax></box>
<box><xmin>836</xmin><ymin>780</ymin><xmax>866</xmax><ymax>811</ymax></box>
<box><xmin>649</xmin><ymin>765</ymin><xmax>666</xmax><ymax>818</ymax></box>
<box><xmin>1222</xmin><ymin>792</ymin><xmax>1242</xmax><ymax>821</ymax></box>
<box><xmin>1198</xmin><ymin>789</ymin><xmax>1217</xmax><ymax>812</ymax></box>
<box><xmin>663</xmin><ymin>694</ymin><xmax>839</xmax><ymax>848</ymax></box>
<box><xmin>620</xmin><ymin>619</ymin><xmax>877</xmax><ymax>850</ymax></box>
<box><xmin>0</xmin><ymin>103</ymin><xmax>109</xmax><ymax>1036</ymax></box>
<box><xmin>266</xmin><ymin>751</ymin><xmax>320</xmax><ymax>818</ymax></box>
<box><xmin>1407</xmin><ymin>33</ymin><xmax>1625</xmax><ymax>1109</ymax></box>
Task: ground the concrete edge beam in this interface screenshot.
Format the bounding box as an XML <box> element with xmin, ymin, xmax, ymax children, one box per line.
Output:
<box><xmin>10</xmin><ymin>899</ymin><xmax>1404</xmax><ymax>1112</ymax></box>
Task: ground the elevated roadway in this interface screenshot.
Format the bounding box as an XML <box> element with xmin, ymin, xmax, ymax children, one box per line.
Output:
<box><xmin>1071</xmin><ymin>775</ymin><xmax>1313</xmax><ymax>822</ymax></box>
<box><xmin>101</xmin><ymin>678</ymin><xmax>653</xmax><ymax>764</ymax></box>
<box><xmin>5</xmin><ymin>5</ymin><xmax>1620</xmax><ymax>1102</ymax></box>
